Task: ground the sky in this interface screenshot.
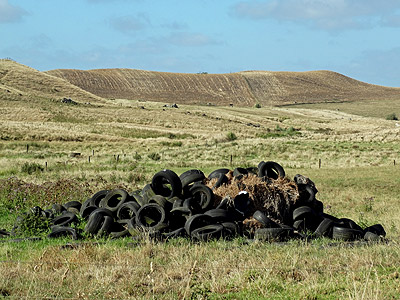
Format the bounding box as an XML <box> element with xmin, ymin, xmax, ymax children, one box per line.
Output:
<box><xmin>1</xmin><ymin>0</ymin><xmax>400</xmax><ymax>87</ymax></box>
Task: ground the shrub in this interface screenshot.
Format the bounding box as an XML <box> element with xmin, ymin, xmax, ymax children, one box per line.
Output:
<box><xmin>254</xmin><ymin>103</ymin><xmax>261</xmax><ymax>108</ymax></box>
<box><xmin>386</xmin><ymin>113</ymin><xmax>398</xmax><ymax>120</ymax></box>
<box><xmin>226</xmin><ymin>132</ymin><xmax>237</xmax><ymax>141</ymax></box>
<box><xmin>21</xmin><ymin>162</ymin><xmax>44</xmax><ymax>174</ymax></box>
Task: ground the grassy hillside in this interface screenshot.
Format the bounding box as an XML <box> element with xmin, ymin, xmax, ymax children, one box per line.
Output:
<box><xmin>0</xmin><ymin>59</ymin><xmax>106</xmax><ymax>105</ymax></box>
<box><xmin>47</xmin><ymin>67</ymin><xmax>400</xmax><ymax>106</ymax></box>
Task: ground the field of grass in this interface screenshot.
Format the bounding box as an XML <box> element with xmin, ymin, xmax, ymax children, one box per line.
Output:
<box><xmin>1</xmin><ymin>95</ymin><xmax>400</xmax><ymax>299</ymax></box>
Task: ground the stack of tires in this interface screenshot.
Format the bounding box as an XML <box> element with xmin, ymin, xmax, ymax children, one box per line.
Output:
<box><xmin>7</xmin><ymin>161</ymin><xmax>387</xmax><ymax>243</ymax></box>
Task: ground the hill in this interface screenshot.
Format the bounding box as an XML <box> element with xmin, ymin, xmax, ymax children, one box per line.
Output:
<box><xmin>0</xmin><ymin>59</ymin><xmax>105</xmax><ymax>104</ymax></box>
<box><xmin>46</xmin><ymin>67</ymin><xmax>400</xmax><ymax>106</ymax></box>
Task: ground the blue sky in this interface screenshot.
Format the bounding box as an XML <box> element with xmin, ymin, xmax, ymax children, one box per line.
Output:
<box><xmin>1</xmin><ymin>0</ymin><xmax>400</xmax><ymax>87</ymax></box>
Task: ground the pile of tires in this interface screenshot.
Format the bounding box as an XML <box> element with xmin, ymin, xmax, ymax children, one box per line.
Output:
<box><xmin>6</xmin><ymin>161</ymin><xmax>387</xmax><ymax>243</ymax></box>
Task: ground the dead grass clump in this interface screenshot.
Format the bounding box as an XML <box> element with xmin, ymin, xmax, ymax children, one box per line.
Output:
<box><xmin>206</xmin><ymin>173</ymin><xmax>299</xmax><ymax>225</ymax></box>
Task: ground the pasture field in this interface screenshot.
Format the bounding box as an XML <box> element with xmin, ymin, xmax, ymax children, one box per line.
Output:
<box><xmin>1</xmin><ymin>96</ymin><xmax>400</xmax><ymax>299</ymax></box>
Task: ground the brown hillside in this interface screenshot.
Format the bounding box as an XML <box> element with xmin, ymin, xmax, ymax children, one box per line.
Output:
<box><xmin>0</xmin><ymin>60</ymin><xmax>105</xmax><ymax>104</ymax></box>
<box><xmin>45</xmin><ymin>66</ymin><xmax>400</xmax><ymax>106</ymax></box>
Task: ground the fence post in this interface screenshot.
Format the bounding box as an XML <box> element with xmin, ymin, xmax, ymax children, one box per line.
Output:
<box><xmin>319</xmin><ymin>159</ymin><xmax>321</xmax><ymax>169</ymax></box>
<box><xmin>88</xmin><ymin>156</ymin><xmax>91</xmax><ymax>163</ymax></box>
<box><xmin>26</xmin><ymin>144</ymin><xmax>29</xmax><ymax>153</ymax></box>
<box><xmin>45</xmin><ymin>162</ymin><xmax>48</xmax><ymax>171</ymax></box>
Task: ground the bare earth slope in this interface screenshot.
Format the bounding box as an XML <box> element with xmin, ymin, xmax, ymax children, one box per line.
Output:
<box><xmin>47</xmin><ymin>67</ymin><xmax>400</xmax><ymax>106</ymax></box>
<box><xmin>0</xmin><ymin>60</ymin><xmax>105</xmax><ymax>104</ymax></box>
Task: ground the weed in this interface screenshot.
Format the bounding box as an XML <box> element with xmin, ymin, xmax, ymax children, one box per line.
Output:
<box><xmin>21</xmin><ymin>162</ymin><xmax>44</xmax><ymax>174</ymax></box>
<box><xmin>148</xmin><ymin>152</ymin><xmax>161</xmax><ymax>161</ymax></box>
<box><xmin>12</xmin><ymin>207</ymin><xmax>51</xmax><ymax>237</ymax></box>
<box><xmin>226</xmin><ymin>132</ymin><xmax>237</xmax><ymax>141</ymax></box>
<box><xmin>385</xmin><ymin>113</ymin><xmax>398</xmax><ymax>120</ymax></box>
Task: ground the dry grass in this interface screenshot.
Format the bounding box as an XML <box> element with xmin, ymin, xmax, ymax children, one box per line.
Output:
<box><xmin>1</xmin><ymin>239</ymin><xmax>400</xmax><ymax>299</ymax></box>
<box><xmin>46</xmin><ymin>66</ymin><xmax>400</xmax><ymax>106</ymax></box>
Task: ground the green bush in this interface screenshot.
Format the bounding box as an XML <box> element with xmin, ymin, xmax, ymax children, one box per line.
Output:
<box><xmin>12</xmin><ymin>208</ymin><xmax>50</xmax><ymax>236</ymax></box>
<box><xmin>254</xmin><ymin>103</ymin><xmax>261</xmax><ymax>108</ymax></box>
<box><xmin>385</xmin><ymin>113</ymin><xmax>398</xmax><ymax>120</ymax></box>
<box><xmin>21</xmin><ymin>162</ymin><xmax>44</xmax><ymax>174</ymax></box>
<box><xmin>226</xmin><ymin>132</ymin><xmax>237</xmax><ymax>141</ymax></box>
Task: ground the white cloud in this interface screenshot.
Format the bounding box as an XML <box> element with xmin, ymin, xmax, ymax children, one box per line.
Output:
<box><xmin>109</xmin><ymin>14</ymin><xmax>150</xmax><ymax>34</ymax></box>
<box><xmin>0</xmin><ymin>0</ymin><xmax>28</xmax><ymax>23</ymax></box>
<box><xmin>231</xmin><ymin>0</ymin><xmax>400</xmax><ymax>30</ymax></box>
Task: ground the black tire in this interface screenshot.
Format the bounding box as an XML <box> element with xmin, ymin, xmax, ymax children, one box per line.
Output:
<box><xmin>191</xmin><ymin>224</ymin><xmax>224</xmax><ymax>241</ymax></box>
<box><xmin>135</xmin><ymin>203</ymin><xmax>168</xmax><ymax>232</ymax></box>
<box><xmin>180</xmin><ymin>169</ymin><xmax>205</xmax><ymax>189</ymax></box>
<box><xmin>364</xmin><ymin>231</ymin><xmax>381</xmax><ymax>242</ymax></box>
<box><xmin>292</xmin><ymin>206</ymin><xmax>320</xmax><ymax>231</ymax></box>
<box><xmin>43</xmin><ymin>209</ymin><xmax>54</xmax><ymax>219</ymax></box>
<box><xmin>163</xmin><ymin>227</ymin><xmax>187</xmax><ymax>239</ymax></box>
<box><xmin>204</xmin><ymin>209</ymin><xmax>234</xmax><ymax>222</ymax></box>
<box><xmin>48</xmin><ymin>226</ymin><xmax>78</xmax><ymax>240</ymax></box>
<box><xmin>246</xmin><ymin>167</ymin><xmax>258</xmax><ymax>175</ymax></box>
<box><xmin>151</xmin><ymin>169</ymin><xmax>182</xmax><ymax>199</ymax></box>
<box><xmin>293</xmin><ymin>206</ymin><xmax>315</xmax><ymax>221</ymax></box>
<box><xmin>293</xmin><ymin>219</ymin><xmax>305</xmax><ymax>231</ymax></box>
<box><xmin>127</xmin><ymin>217</ymin><xmax>138</xmax><ymax>236</ymax></box>
<box><xmin>148</xmin><ymin>195</ymin><xmax>171</xmax><ymax>210</ymax></box>
<box><xmin>253</xmin><ymin>210</ymin><xmax>279</xmax><ymax>228</ymax></box>
<box><xmin>52</xmin><ymin>212</ymin><xmax>77</xmax><ymax>227</ymax></box>
<box><xmin>332</xmin><ymin>226</ymin><xmax>363</xmax><ymax>241</ymax></box>
<box><xmin>212</xmin><ymin>174</ymin><xmax>229</xmax><ymax>189</ymax></box>
<box><xmin>364</xmin><ymin>224</ymin><xmax>386</xmax><ymax>237</ymax></box>
<box><xmin>255</xmin><ymin>227</ymin><xmax>293</xmax><ymax>242</ymax></box>
<box><xmin>184</xmin><ymin>214</ymin><xmax>214</xmax><ymax>235</ymax></box>
<box><xmin>337</xmin><ymin>218</ymin><xmax>363</xmax><ymax>232</ymax></box>
<box><xmin>297</xmin><ymin>184</ymin><xmax>316</xmax><ymax>204</ymax></box>
<box><xmin>314</xmin><ymin>218</ymin><xmax>334</xmax><ymax>237</ymax></box>
<box><xmin>312</xmin><ymin>200</ymin><xmax>324</xmax><ymax>214</ymax></box>
<box><xmin>258</xmin><ymin>161</ymin><xmax>285</xmax><ymax>179</ymax></box>
<box><xmin>233</xmin><ymin>167</ymin><xmax>248</xmax><ymax>178</ymax></box>
<box><xmin>97</xmin><ymin>216</ymin><xmax>114</xmax><ymax>237</ymax></box>
<box><xmin>140</xmin><ymin>184</ymin><xmax>156</xmax><ymax>204</ymax></box>
<box><xmin>208</xmin><ymin>169</ymin><xmax>230</xmax><ymax>180</ymax></box>
<box><xmin>89</xmin><ymin>190</ymin><xmax>109</xmax><ymax>207</ymax></box>
<box><xmin>67</xmin><ymin>207</ymin><xmax>80</xmax><ymax>215</ymax></box>
<box><xmin>110</xmin><ymin>219</ymin><xmax>130</xmax><ymax>239</ymax></box>
<box><xmin>80</xmin><ymin>198</ymin><xmax>92</xmax><ymax>216</ymax></box>
<box><xmin>90</xmin><ymin>208</ymin><xmax>114</xmax><ymax>219</ymax></box>
<box><xmin>51</xmin><ymin>203</ymin><xmax>65</xmax><ymax>214</ymax></box>
<box><xmin>189</xmin><ymin>184</ymin><xmax>214</xmax><ymax>211</ymax></box>
<box><xmin>80</xmin><ymin>205</ymin><xmax>98</xmax><ymax>220</ymax></box>
<box><xmin>116</xmin><ymin>201</ymin><xmax>140</xmax><ymax>220</ymax></box>
<box><xmin>84</xmin><ymin>211</ymin><xmax>106</xmax><ymax>235</ymax></box>
<box><xmin>62</xmin><ymin>200</ymin><xmax>82</xmax><ymax>211</ymax></box>
<box><xmin>99</xmin><ymin>189</ymin><xmax>129</xmax><ymax>213</ymax></box>
<box><xmin>233</xmin><ymin>191</ymin><xmax>250</xmax><ymax>217</ymax></box>
<box><xmin>216</xmin><ymin>196</ymin><xmax>231</xmax><ymax>210</ymax></box>
<box><xmin>221</xmin><ymin>222</ymin><xmax>241</xmax><ymax>237</ymax></box>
